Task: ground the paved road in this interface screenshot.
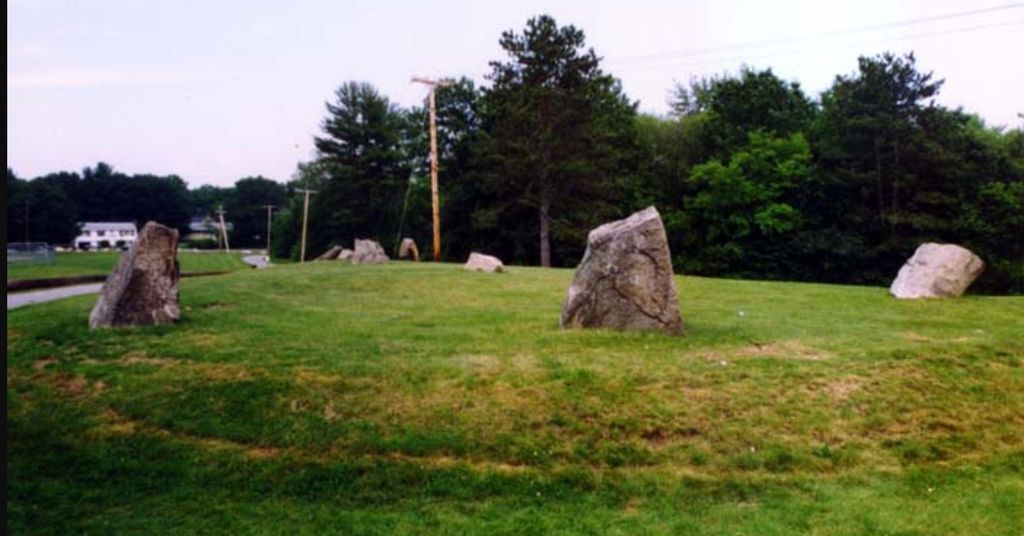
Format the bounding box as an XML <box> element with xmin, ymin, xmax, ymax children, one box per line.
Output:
<box><xmin>242</xmin><ymin>255</ymin><xmax>270</xmax><ymax>269</ymax></box>
<box><xmin>7</xmin><ymin>283</ymin><xmax>104</xmax><ymax>310</ymax></box>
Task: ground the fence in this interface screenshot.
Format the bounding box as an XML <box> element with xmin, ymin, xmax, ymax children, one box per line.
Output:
<box><xmin>7</xmin><ymin>242</ymin><xmax>56</xmax><ymax>265</ymax></box>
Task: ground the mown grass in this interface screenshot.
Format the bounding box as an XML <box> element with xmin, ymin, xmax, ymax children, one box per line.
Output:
<box><xmin>7</xmin><ymin>262</ymin><xmax>1024</xmax><ymax>534</ymax></box>
<box><xmin>6</xmin><ymin>251</ymin><xmax>251</xmax><ymax>282</ymax></box>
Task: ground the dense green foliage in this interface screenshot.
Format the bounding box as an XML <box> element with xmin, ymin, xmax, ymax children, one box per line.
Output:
<box><xmin>647</xmin><ymin>55</ymin><xmax>1024</xmax><ymax>292</ymax></box>
<box><xmin>9</xmin><ymin>17</ymin><xmax>1023</xmax><ymax>291</ymax></box>
<box><xmin>6</xmin><ymin>163</ymin><xmax>191</xmax><ymax>244</ymax></box>
<box><xmin>7</xmin><ymin>168</ymin><xmax>79</xmax><ymax>245</ymax></box>
<box><xmin>223</xmin><ymin>177</ymin><xmax>289</xmax><ymax>248</ymax></box>
<box><xmin>477</xmin><ymin>15</ymin><xmax>638</xmax><ymax>267</ymax></box>
<box><xmin>8</xmin><ymin>263</ymin><xmax>1024</xmax><ymax>533</ymax></box>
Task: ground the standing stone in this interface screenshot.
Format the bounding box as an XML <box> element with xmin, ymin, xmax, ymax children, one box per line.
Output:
<box><xmin>89</xmin><ymin>221</ymin><xmax>180</xmax><ymax>328</ymax></box>
<box><xmin>337</xmin><ymin>248</ymin><xmax>354</xmax><ymax>261</ymax></box>
<box><xmin>316</xmin><ymin>245</ymin><xmax>343</xmax><ymax>261</ymax></box>
<box><xmin>398</xmin><ymin>238</ymin><xmax>419</xmax><ymax>261</ymax></box>
<box><xmin>890</xmin><ymin>243</ymin><xmax>985</xmax><ymax>299</ymax></box>
<box><xmin>560</xmin><ymin>206</ymin><xmax>682</xmax><ymax>335</ymax></box>
<box><xmin>351</xmin><ymin>239</ymin><xmax>389</xmax><ymax>265</ymax></box>
<box><xmin>464</xmin><ymin>252</ymin><xmax>504</xmax><ymax>273</ymax></box>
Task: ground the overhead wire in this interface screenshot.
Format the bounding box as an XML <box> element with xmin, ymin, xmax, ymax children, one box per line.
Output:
<box><xmin>604</xmin><ymin>2</ymin><xmax>1024</xmax><ymax>70</ymax></box>
<box><xmin>608</xmin><ymin>17</ymin><xmax>1024</xmax><ymax>73</ymax></box>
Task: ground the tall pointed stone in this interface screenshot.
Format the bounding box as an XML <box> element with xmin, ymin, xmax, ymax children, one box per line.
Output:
<box><xmin>89</xmin><ymin>221</ymin><xmax>180</xmax><ymax>328</ymax></box>
<box><xmin>560</xmin><ymin>206</ymin><xmax>683</xmax><ymax>335</ymax></box>
<box><xmin>398</xmin><ymin>238</ymin><xmax>419</xmax><ymax>261</ymax></box>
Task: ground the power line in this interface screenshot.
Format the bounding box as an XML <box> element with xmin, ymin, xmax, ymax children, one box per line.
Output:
<box><xmin>607</xmin><ymin>2</ymin><xmax>1023</xmax><ymax>67</ymax></box>
<box><xmin>611</xmin><ymin>18</ymin><xmax>1024</xmax><ymax>74</ymax></box>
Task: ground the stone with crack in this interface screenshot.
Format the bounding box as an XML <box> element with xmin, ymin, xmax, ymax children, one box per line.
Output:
<box><xmin>560</xmin><ymin>206</ymin><xmax>683</xmax><ymax>335</ymax></box>
<box><xmin>89</xmin><ymin>221</ymin><xmax>180</xmax><ymax>328</ymax></box>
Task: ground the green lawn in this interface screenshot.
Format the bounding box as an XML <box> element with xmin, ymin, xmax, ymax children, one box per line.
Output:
<box><xmin>6</xmin><ymin>251</ymin><xmax>252</xmax><ymax>282</ymax></box>
<box><xmin>7</xmin><ymin>262</ymin><xmax>1023</xmax><ymax>534</ymax></box>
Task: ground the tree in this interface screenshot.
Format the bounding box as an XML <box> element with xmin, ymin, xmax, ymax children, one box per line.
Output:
<box><xmin>7</xmin><ymin>168</ymin><xmax>28</xmax><ymax>241</ymax></box>
<box><xmin>628</xmin><ymin>113</ymin><xmax>710</xmax><ymax>269</ymax></box>
<box><xmin>226</xmin><ymin>176</ymin><xmax>288</xmax><ymax>247</ymax></box>
<box><xmin>682</xmin><ymin>132</ymin><xmax>814</xmax><ymax>278</ymax></box>
<box><xmin>6</xmin><ymin>168</ymin><xmax>79</xmax><ymax>245</ymax></box>
<box><xmin>74</xmin><ymin>162</ymin><xmax>190</xmax><ymax>232</ymax></box>
<box><xmin>482</xmin><ymin>14</ymin><xmax>638</xmax><ymax>266</ymax></box>
<box><xmin>814</xmin><ymin>52</ymin><xmax>945</xmax><ymax>279</ymax></box>
<box><xmin>188</xmin><ymin>185</ymin><xmax>235</xmax><ymax>218</ymax></box>
<box><xmin>672</xmin><ymin>67</ymin><xmax>816</xmax><ymax>158</ymax></box>
<box><xmin>308</xmin><ymin>81</ymin><xmax>409</xmax><ymax>256</ymax></box>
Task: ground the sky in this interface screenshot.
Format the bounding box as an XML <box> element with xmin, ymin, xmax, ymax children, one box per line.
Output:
<box><xmin>8</xmin><ymin>0</ymin><xmax>1024</xmax><ymax>187</ymax></box>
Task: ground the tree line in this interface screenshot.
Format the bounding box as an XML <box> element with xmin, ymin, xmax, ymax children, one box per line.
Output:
<box><xmin>6</xmin><ymin>163</ymin><xmax>288</xmax><ymax>249</ymax></box>
<box><xmin>7</xmin><ymin>15</ymin><xmax>1022</xmax><ymax>293</ymax></box>
<box><xmin>274</xmin><ymin>15</ymin><xmax>1022</xmax><ymax>293</ymax></box>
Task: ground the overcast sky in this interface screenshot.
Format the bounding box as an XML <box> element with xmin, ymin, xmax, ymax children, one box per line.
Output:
<box><xmin>8</xmin><ymin>0</ymin><xmax>1024</xmax><ymax>187</ymax></box>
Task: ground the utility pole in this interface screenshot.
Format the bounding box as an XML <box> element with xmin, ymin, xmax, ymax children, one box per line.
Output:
<box><xmin>216</xmin><ymin>205</ymin><xmax>230</xmax><ymax>253</ymax></box>
<box><xmin>411</xmin><ymin>76</ymin><xmax>451</xmax><ymax>262</ymax></box>
<box><xmin>263</xmin><ymin>205</ymin><xmax>275</xmax><ymax>260</ymax></box>
<box><xmin>295</xmin><ymin>189</ymin><xmax>317</xmax><ymax>263</ymax></box>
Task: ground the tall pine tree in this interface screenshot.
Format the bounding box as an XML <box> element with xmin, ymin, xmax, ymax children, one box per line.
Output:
<box><xmin>482</xmin><ymin>15</ymin><xmax>637</xmax><ymax>266</ymax></box>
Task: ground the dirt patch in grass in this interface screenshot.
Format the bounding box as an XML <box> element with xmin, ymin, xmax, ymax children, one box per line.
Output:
<box><xmin>120</xmin><ymin>355</ymin><xmax>180</xmax><ymax>367</ymax></box>
<box><xmin>52</xmin><ymin>373</ymin><xmax>89</xmax><ymax>396</ymax></box>
<box><xmin>452</xmin><ymin>353</ymin><xmax>542</xmax><ymax>379</ymax></box>
<box><xmin>901</xmin><ymin>332</ymin><xmax>975</xmax><ymax>344</ymax></box>
<box><xmin>323</xmin><ymin>402</ymin><xmax>339</xmax><ymax>420</ymax></box>
<box><xmin>183</xmin><ymin>332</ymin><xmax>227</xmax><ymax>350</ymax></box>
<box><xmin>379</xmin><ymin>452</ymin><xmax>530</xmax><ymax>474</ymax></box>
<box><xmin>730</xmin><ymin>340</ymin><xmax>833</xmax><ymax>360</ymax></box>
<box><xmin>246</xmin><ymin>445</ymin><xmax>284</xmax><ymax>459</ymax></box>
<box><xmin>80</xmin><ymin>353</ymin><xmax>180</xmax><ymax>368</ymax></box>
<box><xmin>95</xmin><ymin>408</ymin><xmax>284</xmax><ymax>460</ymax></box>
<box><xmin>33</xmin><ymin>357</ymin><xmax>58</xmax><ymax>371</ymax></box>
<box><xmin>810</xmin><ymin>376</ymin><xmax>865</xmax><ymax>402</ymax></box>
<box><xmin>191</xmin><ymin>362</ymin><xmax>253</xmax><ymax>381</ymax></box>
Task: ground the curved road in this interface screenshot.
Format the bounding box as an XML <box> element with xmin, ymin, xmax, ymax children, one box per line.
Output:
<box><xmin>9</xmin><ymin>257</ymin><xmax>271</xmax><ymax>310</ymax></box>
<box><xmin>242</xmin><ymin>255</ymin><xmax>270</xmax><ymax>269</ymax></box>
<box><xmin>7</xmin><ymin>283</ymin><xmax>104</xmax><ymax>310</ymax></box>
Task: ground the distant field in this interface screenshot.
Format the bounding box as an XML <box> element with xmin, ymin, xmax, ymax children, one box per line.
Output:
<box><xmin>6</xmin><ymin>251</ymin><xmax>251</xmax><ymax>282</ymax></box>
<box><xmin>7</xmin><ymin>263</ymin><xmax>1024</xmax><ymax>534</ymax></box>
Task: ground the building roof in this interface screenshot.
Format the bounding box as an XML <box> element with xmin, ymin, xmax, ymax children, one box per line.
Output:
<box><xmin>79</xmin><ymin>222</ymin><xmax>137</xmax><ymax>232</ymax></box>
<box><xmin>189</xmin><ymin>216</ymin><xmax>232</xmax><ymax>232</ymax></box>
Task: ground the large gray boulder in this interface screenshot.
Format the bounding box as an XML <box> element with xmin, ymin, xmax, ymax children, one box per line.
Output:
<box><xmin>351</xmin><ymin>239</ymin><xmax>389</xmax><ymax>265</ymax></box>
<box><xmin>890</xmin><ymin>243</ymin><xmax>985</xmax><ymax>299</ymax></box>
<box><xmin>560</xmin><ymin>206</ymin><xmax>682</xmax><ymax>335</ymax></box>
<box><xmin>464</xmin><ymin>252</ymin><xmax>504</xmax><ymax>273</ymax></box>
<box><xmin>89</xmin><ymin>221</ymin><xmax>180</xmax><ymax>328</ymax></box>
<box><xmin>398</xmin><ymin>238</ymin><xmax>419</xmax><ymax>261</ymax></box>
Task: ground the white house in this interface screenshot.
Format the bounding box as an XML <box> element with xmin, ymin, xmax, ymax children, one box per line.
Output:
<box><xmin>75</xmin><ymin>222</ymin><xmax>138</xmax><ymax>251</ymax></box>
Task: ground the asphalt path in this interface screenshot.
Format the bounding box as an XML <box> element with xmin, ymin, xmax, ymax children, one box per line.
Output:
<box><xmin>242</xmin><ymin>255</ymin><xmax>270</xmax><ymax>269</ymax></box>
<box><xmin>7</xmin><ymin>283</ymin><xmax>104</xmax><ymax>310</ymax></box>
<box><xmin>9</xmin><ymin>257</ymin><xmax>269</xmax><ymax>310</ymax></box>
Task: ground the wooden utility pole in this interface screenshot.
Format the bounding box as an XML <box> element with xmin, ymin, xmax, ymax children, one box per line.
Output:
<box><xmin>216</xmin><ymin>206</ymin><xmax>231</xmax><ymax>253</ymax></box>
<box><xmin>411</xmin><ymin>76</ymin><xmax>451</xmax><ymax>262</ymax></box>
<box><xmin>263</xmin><ymin>205</ymin><xmax>275</xmax><ymax>259</ymax></box>
<box><xmin>296</xmin><ymin>189</ymin><xmax>317</xmax><ymax>263</ymax></box>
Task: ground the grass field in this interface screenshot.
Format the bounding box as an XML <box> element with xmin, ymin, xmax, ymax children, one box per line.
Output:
<box><xmin>6</xmin><ymin>251</ymin><xmax>252</xmax><ymax>283</ymax></box>
<box><xmin>7</xmin><ymin>262</ymin><xmax>1024</xmax><ymax>534</ymax></box>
